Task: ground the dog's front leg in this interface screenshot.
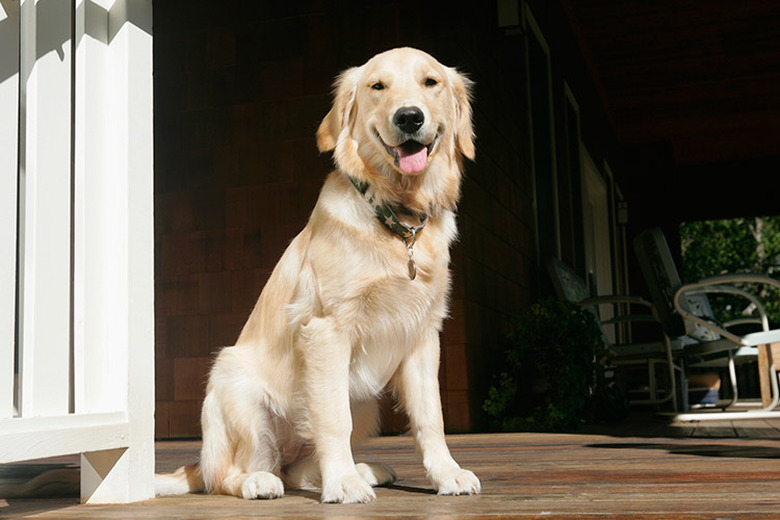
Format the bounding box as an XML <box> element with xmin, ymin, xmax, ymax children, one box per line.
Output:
<box><xmin>396</xmin><ymin>329</ymin><xmax>481</xmax><ymax>496</ymax></box>
<box><xmin>299</xmin><ymin>317</ymin><xmax>376</xmax><ymax>504</ymax></box>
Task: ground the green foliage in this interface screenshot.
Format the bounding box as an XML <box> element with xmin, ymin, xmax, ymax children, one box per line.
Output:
<box><xmin>483</xmin><ymin>297</ymin><xmax>623</xmax><ymax>432</ymax></box>
<box><xmin>681</xmin><ymin>216</ymin><xmax>780</xmax><ymax>326</ymax></box>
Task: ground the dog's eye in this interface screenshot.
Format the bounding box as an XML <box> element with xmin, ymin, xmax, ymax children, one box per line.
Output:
<box><xmin>424</xmin><ymin>78</ymin><xmax>438</xmax><ymax>87</ymax></box>
<box><xmin>371</xmin><ymin>82</ymin><xmax>385</xmax><ymax>91</ymax></box>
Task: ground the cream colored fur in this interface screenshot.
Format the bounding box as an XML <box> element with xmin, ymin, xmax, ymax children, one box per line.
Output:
<box><xmin>155</xmin><ymin>47</ymin><xmax>480</xmax><ymax>504</ymax></box>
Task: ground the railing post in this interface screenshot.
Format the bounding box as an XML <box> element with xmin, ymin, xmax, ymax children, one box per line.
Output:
<box><xmin>0</xmin><ymin>0</ymin><xmax>20</xmax><ymax>420</ymax></box>
<box><xmin>0</xmin><ymin>0</ymin><xmax>154</xmax><ymax>504</ymax></box>
<box><xmin>17</xmin><ymin>0</ymin><xmax>74</xmax><ymax>419</ymax></box>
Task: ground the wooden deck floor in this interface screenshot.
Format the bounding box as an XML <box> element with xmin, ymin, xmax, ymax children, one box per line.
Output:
<box><xmin>2</xmin><ymin>415</ymin><xmax>780</xmax><ymax>519</ymax></box>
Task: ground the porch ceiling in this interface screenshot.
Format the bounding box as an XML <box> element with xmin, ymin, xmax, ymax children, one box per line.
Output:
<box><xmin>561</xmin><ymin>0</ymin><xmax>780</xmax><ymax>166</ymax></box>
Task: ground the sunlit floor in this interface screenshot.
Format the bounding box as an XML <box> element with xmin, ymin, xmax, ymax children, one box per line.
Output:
<box><xmin>2</xmin><ymin>414</ymin><xmax>780</xmax><ymax>519</ymax></box>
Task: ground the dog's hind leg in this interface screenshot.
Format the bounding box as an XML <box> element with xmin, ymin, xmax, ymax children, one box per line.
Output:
<box><xmin>282</xmin><ymin>457</ymin><xmax>396</xmax><ymax>490</ymax></box>
<box><xmin>200</xmin><ymin>387</ymin><xmax>284</xmax><ymax>500</ymax></box>
<box><xmin>283</xmin><ymin>399</ymin><xmax>396</xmax><ymax>490</ymax></box>
<box><xmin>351</xmin><ymin>398</ymin><xmax>397</xmax><ymax>487</ymax></box>
<box><xmin>221</xmin><ymin>404</ymin><xmax>284</xmax><ymax>500</ymax></box>
<box><xmin>221</xmin><ymin>467</ymin><xmax>284</xmax><ymax>500</ymax></box>
<box><xmin>282</xmin><ymin>456</ymin><xmax>320</xmax><ymax>490</ymax></box>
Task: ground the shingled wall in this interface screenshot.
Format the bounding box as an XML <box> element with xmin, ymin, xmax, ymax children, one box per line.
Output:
<box><xmin>153</xmin><ymin>1</ymin><xmax>535</xmax><ymax>437</ymax></box>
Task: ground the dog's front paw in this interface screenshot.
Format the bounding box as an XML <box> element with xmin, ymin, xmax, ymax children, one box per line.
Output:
<box><xmin>433</xmin><ymin>468</ymin><xmax>481</xmax><ymax>496</ymax></box>
<box><xmin>355</xmin><ymin>462</ymin><xmax>397</xmax><ymax>487</ymax></box>
<box><xmin>321</xmin><ymin>473</ymin><xmax>377</xmax><ymax>503</ymax></box>
<box><xmin>241</xmin><ymin>471</ymin><xmax>285</xmax><ymax>499</ymax></box>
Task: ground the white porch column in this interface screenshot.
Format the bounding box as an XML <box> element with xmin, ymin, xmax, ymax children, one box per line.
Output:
<box><xmin>73</xmin><ymin>0</ymin><xmax>155</xmax><ymax>503</ymax></box>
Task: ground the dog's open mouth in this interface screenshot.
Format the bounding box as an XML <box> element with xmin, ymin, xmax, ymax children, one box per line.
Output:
<box><xmin>381</xmin><ymin>136</ymin><xmax>437</xmax><ymax>174</ymax></box>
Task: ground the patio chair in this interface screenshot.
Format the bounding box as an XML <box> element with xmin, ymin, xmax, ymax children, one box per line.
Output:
<box><xmin>547</xmin><ymin>257</ymin><xmax>680</xmax><ymax>411</ymax></box>
<box><xmin>633</xmin><ymin>227</ymin><xmax>780</xmax><ymax>420</ymax></box>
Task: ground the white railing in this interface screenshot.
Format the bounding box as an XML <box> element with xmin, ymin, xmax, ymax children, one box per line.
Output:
<box><xmin>0</xmin><ymin>0</ymin><xmax>154</xmax><ymax>503</ymax></box>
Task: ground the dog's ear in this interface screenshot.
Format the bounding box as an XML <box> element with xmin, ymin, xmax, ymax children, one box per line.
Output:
<box><xmin>317</xmin><ymin>66</ymin><xmax>362</xmax><ymax>153</ymax></box>
<box><xmin>447</xmin><ymin>67</ymin><xmax>475</xmax><ymax>160</ymax></box>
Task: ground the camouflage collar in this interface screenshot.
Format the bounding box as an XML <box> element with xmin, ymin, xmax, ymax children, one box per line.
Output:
<box><xmin>348</xmin><ymin>175</ymin><xmax>427</xmax><ymax>280</ymax></box>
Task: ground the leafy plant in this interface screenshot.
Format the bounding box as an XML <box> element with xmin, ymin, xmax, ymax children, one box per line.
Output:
<box><xmin>681</xmin><ymin>216</ymin><xmax>780</xmax><ymax>327</ymax></box>
<box><xmin>483</xmin><ymin>297</ymin><xmax>623</xmax><ymax>432</ymax></box>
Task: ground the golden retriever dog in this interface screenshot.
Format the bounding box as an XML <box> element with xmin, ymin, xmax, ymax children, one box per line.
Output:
<box><xmin>156</xmin><ymin>47</ymin><xmax>479</xmax><ymax>504</ymax></box>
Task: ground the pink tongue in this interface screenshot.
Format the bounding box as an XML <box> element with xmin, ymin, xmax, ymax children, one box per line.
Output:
<box><xmin>396</xmin><ymin>146</ymin><xmax>428</xmax><ymax>173</ymax></box>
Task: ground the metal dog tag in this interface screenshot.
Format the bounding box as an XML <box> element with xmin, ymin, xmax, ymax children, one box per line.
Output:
<box><xmin>404</xmin><ymin>227</ymin><xmax>419</xmax><ymax>280</ymax></box>
<box><xmin>407</xmin><ymin>249</ymin><xmax>417</xmax><ymax>280</ymax></box>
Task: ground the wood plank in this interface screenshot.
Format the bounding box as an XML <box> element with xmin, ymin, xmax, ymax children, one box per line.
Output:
<box><xmin>734</xmin><ymin>419</ymin><xmax>780</xmax><ymax>439</ymax></box>
<box><xmin>2</xmin><ymin>432</ymin><xmax>779</xmax><ymax>518</ymax></box>
<box><xmin>690</xmin><ymin>420</ymin><xmax>736</xmax><ymax>438</ymax></box>
<box><xmin>758</xmin><ymin>344</ymin><xmax>772</xmax><ymax>408</ymax></box>
<box><xmin>771</xmin><ymin>343</ymin><xmax>780</xmax><ymax>364</ymax></box>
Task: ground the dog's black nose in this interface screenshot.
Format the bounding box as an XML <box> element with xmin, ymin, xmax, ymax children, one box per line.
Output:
<box><xmin>393</xmin><ymin>107</ymin><xmax>424</xmax><ymax>134</ymax></box>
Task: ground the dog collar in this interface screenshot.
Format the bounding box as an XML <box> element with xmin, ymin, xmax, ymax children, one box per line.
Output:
<box><xmin>347</xmin><ymin>175</ymin><xmax>428</xmax><ymax>280</ymax></box>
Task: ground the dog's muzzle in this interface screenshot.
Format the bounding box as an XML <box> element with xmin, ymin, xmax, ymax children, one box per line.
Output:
<box><xmin>380</xmin><ymin>106</ymin><xmax>437</xmax><ymax>174</ymax></box>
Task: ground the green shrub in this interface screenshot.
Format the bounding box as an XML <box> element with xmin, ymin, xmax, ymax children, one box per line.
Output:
<box><xmin>483</xmin><ymin>297</ymin><xmax>625</xmax><ymax>432</ymax></box>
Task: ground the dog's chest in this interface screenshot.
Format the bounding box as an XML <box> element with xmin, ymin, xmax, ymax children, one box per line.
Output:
<box><xmin>348</xmin><ymin>340</ymin><xmax>405</xmax><ymax>400</ymax></box>
<box><xmin>345</xmin><ymin>276</ymin><xmax>443</xmax><ymax>399</ymax></box>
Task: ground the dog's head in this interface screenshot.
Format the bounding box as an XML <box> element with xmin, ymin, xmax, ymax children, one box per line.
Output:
<box><xmin>317</xmin><ymin>48</ymin><xmax>474</xmax><ymax>211</ymax></box>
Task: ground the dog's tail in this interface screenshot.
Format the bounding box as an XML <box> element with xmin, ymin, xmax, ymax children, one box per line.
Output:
<box><xmin>155</xmin><ymin>463</ymin><xmax>205</xmax><ymax>496</ymax></box>
<box><xmin>156</xmin><ymin>392</ymin><xmax>234</xmax><ymax>496</ymax></box>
